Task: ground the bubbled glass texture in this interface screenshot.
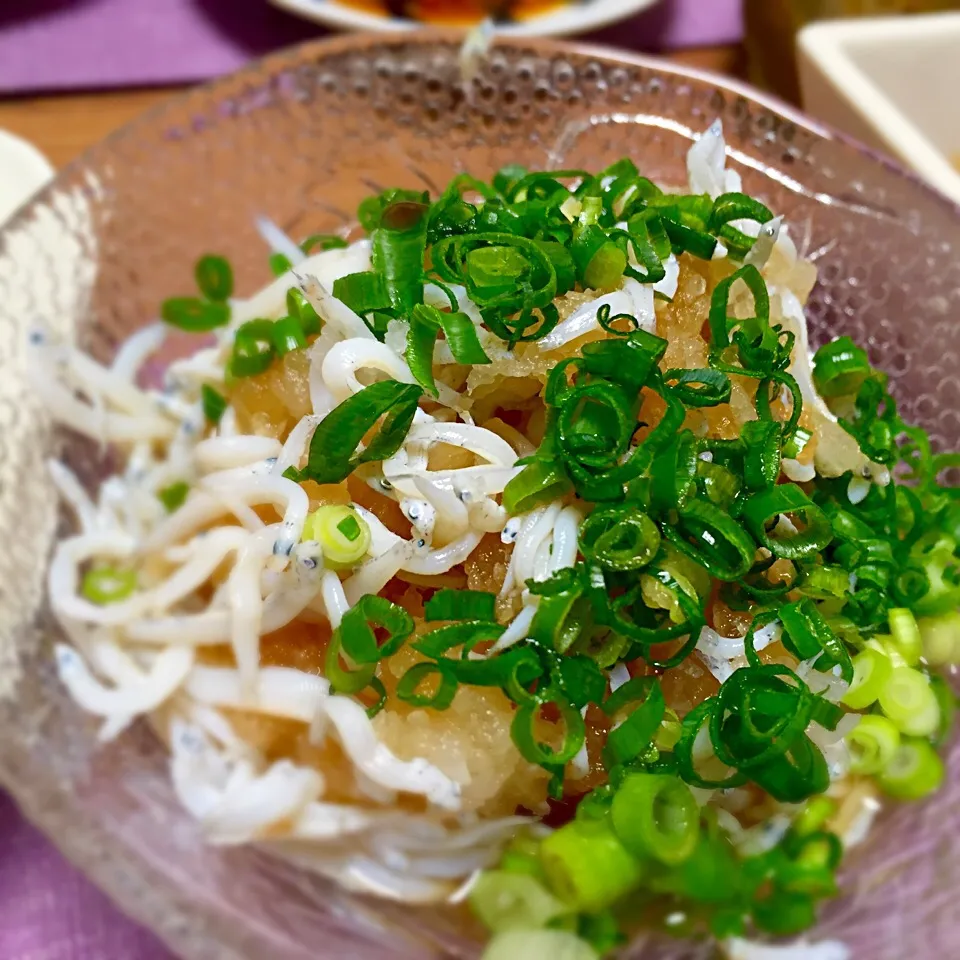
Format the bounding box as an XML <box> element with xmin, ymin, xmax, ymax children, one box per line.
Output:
<box><xmin>0</xmin><ymin>33</ymin><xmax>958</xmax><ymax>960</ymax></box>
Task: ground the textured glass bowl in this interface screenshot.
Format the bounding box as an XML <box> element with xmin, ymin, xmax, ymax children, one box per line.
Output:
<box><xmin>1</xmin><ymin>33</ymin><xmax>959</xmax><ymax>960</ymax></box>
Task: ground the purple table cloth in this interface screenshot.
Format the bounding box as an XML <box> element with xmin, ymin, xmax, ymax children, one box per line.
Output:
<box><xmin>0</xmin><ymin>1</ymin><xmax>744</xmax><ymax>956</ymax></box>
<box><xmin>0</xmin><ymin>0</ymin><xmax>744</xmax><ymax>93</ymax></box>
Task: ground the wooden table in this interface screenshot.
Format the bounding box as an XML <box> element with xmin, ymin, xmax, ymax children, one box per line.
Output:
<box><xmin>0</xmin><ymin>45</ymin><xmax>745</xmax><ymax>169</ymax></box>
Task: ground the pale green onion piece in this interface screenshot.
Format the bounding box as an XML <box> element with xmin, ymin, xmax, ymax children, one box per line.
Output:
<box><xmin>865</xmin><ymin>634</ymin><xmax>906</xmax><ymax>668</ymax></box>
<box><xmin>878</xmin><ymin>738</ymin><xmax>944</xmax><ymax>801</ymax></box>
<box><xmin>841</xmin><ymin>647</ymin><xmax>893</xmax><ymax>710</ymax></box>
<box><xmin>918</xmin><ymin>611</ymin><xmax>960</xmax><ymax>666</ymax></box>
<box><xmin>303</xmin><ymin>505</ymin><xmax>371</xmax><ymax>569</ymax></box>
<box><xmin>887</xmin><ymin>607</ymin><xmax>922</xmax><ymax>666</ymax></box>
<box><xmin>481</xmin><ymin>929</ymin><xmax>599</xmax><ymax>960</ymax></box>
<box><xmin>878</xmin><ymin>667</ymin><xmax>941</xmax><ymax>738</ymax></box>
<box><xmin>540</xmin><ymin>819</ymin><xmax>642</xmax><ymax>912</ymax></box>
<box><xmin>469</xmin><ymin>871</ymin><xmax>567</xmax><ymax>934</ymax></box>
<box><xmin>654</xmin><ymin>708</ymin><xmax>682</xmax><ymax>751</ymax></box>
<box><xmin>846</xmin><ymin>715</ymin><xmax>900</xmax><ymax>775</ymax></box>
<box><xmin>81</xmin><ymin>565</ymin><xmax>137</xmax><ymax>605</ymax></box>
<box><xmin>792</xmin><ymin>796</ymin><xmax>837</xmax><ymax>836</ymax></box>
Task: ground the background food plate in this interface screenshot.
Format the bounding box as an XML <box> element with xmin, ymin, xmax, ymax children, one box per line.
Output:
<box><xmin>1</xmin><ymin>32</ymin><xmax>959</xmax><ymax>960</ymax></box>
<box><xmin>268</xmin><ymin>0</ymin><xmax>660</xmax><ymax>36</ymax></box>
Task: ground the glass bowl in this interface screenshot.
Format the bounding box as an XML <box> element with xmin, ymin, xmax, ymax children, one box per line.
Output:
<box><xmin>0</xmin><ymin>32</ymin><xmax>959</xmax><ymax>960</ymax></box>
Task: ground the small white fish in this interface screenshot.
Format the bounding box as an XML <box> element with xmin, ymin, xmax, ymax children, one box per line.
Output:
<box><xmin>459</xmin><ymin>18</ymin><xmax>496</xmax><ymax>91</ymax></box>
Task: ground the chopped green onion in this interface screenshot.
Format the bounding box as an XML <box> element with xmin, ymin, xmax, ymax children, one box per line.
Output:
<box><xmin>481</xmin><ymin>930</ymin><xmax>599</xmax><ymax>960</ymax></box>
<box><xmin>877</xmin><ymin>738</ymin><xmax>944</xmax><ymax>800</ymax></box>
<box><xmin>285</xmin><ymin>380</ymin><xmax>422</xmax><ymax>485</ymax></box>
<box><xmin>782</xmin><ymin>427</ymin><xmax>812</xmax><ymax>460</ymax></box>
<box><xmin>708</xmin><ymin>264</ymin><xmax>770</xmax><ymax>352</ymax></box>
<box><xmin>404</xmin><ymin>303</ymin><xmax>491</xmax><ymax>396</ymax></box>
<box><xmin>286</xmin><ymin>288</ymin><xmax>321</xmax><ymax>336</ymax></box>
<box><xmin>752</xmin><ymin>888</ymin><xmax>817</xmax><ymax>936</ymax></box>
<box><xmin>540</xmin><ymin>818</ymin><xmax>642</xmax><ymax>912</ymax></box>
<box><xmin>335</xmin><ymin>594</ymin><xmax>413</xmax><ymax>666</ymax></box>
<box><xmin>332</xmin><ymin>271</ymin><xmax>392</xmax><ymax>315</ymax></box>
<box><xmin>878</xmin><ymin>667</ymin><xmax>941</xmax><ymax>737</ymax></box>
<box><xmin>928</xmin><ymin>673</ymin><xmax>956</xmax><ymax>746</ymax></box>
<box><xmin>663</xmin><ymin>498</ymin><xmax>756</xmax><ymax>581</ymax></box>
<box><xmin>81</xmin><ymin>565</ymin><xmax>137</xmax><ymax>605</ymax></box>
<box><xmin>503</xmin><ymin>459</ymin><xmax>572</xmax><ymax>516</ymax></box>
<box><xmin>324</xmin><ymin>630</ymin><xmax>375</xmax><ymax>694</ymax></box>
<box><xmin>424</xmin><ymin>589</ymin><xmax>496</xmax><ymax>623</ymax></box>
<box><xmin>708</xmin><ymin>193</ymin><xmax>773</xmax><ymax>260</ymax></box>
<box><xmin>303</xmin><ymin>505</ymin><xmax>371</xmax><ymax>568</ymax></box>
<box><xmin>469</xmin><ymin>871</ymin><xmax>567</xmax><ymax>934</ymax></box>
<box><xmin>583</xmin><ymin>242</ymin><xmax>627</xmax><ymax>291</ymax></box>
<box><xmin>602</xmin><ymin>677</ymin><xmax>665</xmax><ymax>767</ymax></box>
<box><xmin>579</xmin><ymin>506</ymin><xmax>660</xmax><ymax>572</ymax></box>
<box><xmin>887</xmin><ymin>607</ymin><xmax>922</xmax><ymax>666</ymax></box>
<box><xmin>157</xmin><ymin>481</ymin><xmax>190</xmax><ymax>513</ymax></box>
<box><xmin>664</xmin><ymin>368</ymin><xmax>732</xmax><ymax>407</ymax></box>
<box><xmin>161</xmin><ymin>297</ymin><xmax>230</xmax><ymax>332</ymax></box>
<box><xmin>194</xmin><ymin>254</ymin><xmax>233</xmax><ymax>302</ymax></box>
<box><xmin>918</xmin><ymin>611</ymin><xmax>960</xmax><ymax>665</ymax></box>
<box><xmin>412</xmin><ymin>621</ymin><xmax>504</xmax><ymax>659</ymax></box>
<box><xmin>271</xmin><ymin>315</ymin><xmax>307</xmax><ymax>357</ymax></box>
<box><xmin>846</xmin><ymin>715</ymin><xmax>900</xmax><ymax>775</ymax></box>
<box><xmin>396</xmin><ymin>662</ymin><xmax>458</xmax><ymax>710</ymax></box>
<box><xmin>741</xmin><ymin>484</ymin><xmax>833</xmax><ymax>560</ymax></box>
<box><xmin>511</xmin><ymin>693</ymin><xmax>585</xmax><ymax>767</ymax></box>
<box><xmin>230</xmin><ymin>319</ymin><xmax>275</xmax><ymax>377</ymax></box>
<box><xmin>841</xmin><ymin>647</ymin><xmax>893</xmax><ymax>710</ymax></box>
<box><xmin>269</xmin><ymin>253</ymin><xmax>292</xmax><ymax>277</ymax></box>
<box><xmin>791</xmin><ymin>796</ymin><xmax>837</xmax><ymax>836</ymax></box>
<box><xmin>201</xmin><ymin>384</ymin><xmax>227</xmax><ymax>425</ymax></box>
<box><xmin>300</xmin><ymin>233</ymin><xmax>348</xmax><ymax>254</ymax></box>
<box><xmin>813</xmin><ymin>336</ymin><xmax>871</xmax><ymax>398</ymax></box>
<box><xmin>741</xmin><ymin>419</ymin><xmax>782</xmax><ymax>491</ymax></box>
<box><xmin>779</xmin><ymin>598</ymin><xmax>853</xmax><ymax>683</ymax></box>
<box><xmin>372</xmin><ymin>199</ymin><xmax>429</xmax><ymax>316</ymax></box>
<box><xmin>610</xmin><ymin>773</ymin><xmax>700</xmax><ymax>865</ymax></box>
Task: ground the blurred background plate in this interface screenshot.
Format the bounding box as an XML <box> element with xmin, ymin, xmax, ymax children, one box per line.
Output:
<box><xmin>268</xmin><ymin>0</ymin><xmax>661</xmax><ymax>36</ymax></box>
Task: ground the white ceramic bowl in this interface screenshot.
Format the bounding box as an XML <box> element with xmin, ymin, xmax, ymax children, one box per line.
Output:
<box><xmin>268</xmin><ymin>0</ymin><xmax>659</xmax><ymax>37</ymax></box>
<box><xmin>798</xmin><ymin>12</ymin><xmax>960</xmax><ymax>206</ymax></box>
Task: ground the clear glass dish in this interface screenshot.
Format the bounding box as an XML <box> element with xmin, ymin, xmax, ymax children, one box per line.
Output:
<box><xmin>0</xmin><ymin>32</ymin><xmax>958</xmax><ymax>960</ymax></box>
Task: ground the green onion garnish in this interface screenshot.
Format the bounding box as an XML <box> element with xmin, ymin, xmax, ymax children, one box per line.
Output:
<box><xmin>424</xmin><ymin>589</ymin><xmax>496</xmax><ymax>623</ymax></box>
<box><xmin>157</xmin><ymin>481</ymin><xmax>189</xmax><ymax>513</ymax></box>
<box><xmin>81</xmin><ymin>565</ymin><xmax>137</xmax><ymax>605</ymax></box>
<box><xmin>230</xmin><ymin>319</ymin><xmax>275</xmax><ymax>378</ymax></box>
<box><xmin>877</xmin><ymin>738</ymin><xmax>944</xmax><ymax>800</ymax></box>
<box><xmin>846</xmin><ymin>715</ymin><xmax>900</xmax><ymax>775</ymax></box>
<box><xmin>877</xmin><ymin>666</ymin><xmax>941</xmax><ymax>737</ymax></box>
<box><xmin>194</xmin><ymin>254</ymin><xmax>233</xmax><ymax>302</ymax></box>
<box><xmin>201</xmin><ymin>384</ymin><xmax>227</xmax><ymax>425</ymax></box>
<box><xmin>539</xmin><ymin>818</ymin><xmax>642</xmax><ymax>913</ymax></box>
<box><xmin>161</xmin><ymin>297</ymin><xmax>230</xmax><ymax>332</ymax></box>
<box><xmin>284</xmin><ymin>380</ymin><xmax>422</xmax><ymax>485</ymax></box>
<box><xmin>268</xmin><ymin>253</ymin><xmax>292</xmax><ymax>277</ymax></box>
<box><xmin>302</xmin><ymin>505</ymin><xmax>371</xmax><ymax>569</ymax></box>
<box><xmin>271</xmin><ymin>315</ymin><xmax>307</xmax><ymax>357</ymax></box>
<box><xmin>610</xmin><ymin>773</ymin><xmax>700</xmax><ymax>865</ymax></box>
